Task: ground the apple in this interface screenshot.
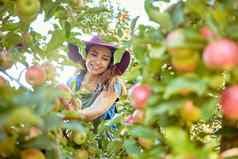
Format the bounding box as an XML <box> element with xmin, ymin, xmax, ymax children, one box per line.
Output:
<box><xmin>171</xmin><ymin>53</ymin><xmax>199</xmax><ymax>72</ymax></box>
<box><xmin>16</xmin><ymin>0</ymin><xmax>40</xmax><ymax>16</ymax></box>
<box><xmin>132</xmin><ymin>109</ymin><xmax>145</xmax><ymax>124</ymax></box>
<box><xmin>20</xmin><ymin>148</ymin><xmax>45</xmax><ymax>159</ymax></box>
<box><xmin>166</xmin><ymin>29</ymin><xmax>185</xmax><ymax>49</ymax></box>
<box><xmin>200</xmin><ymin>26</ymin><xmax>215</xmax><ymax>39</ymax></box>
<box><xmin>0</xmin><ymin>137</ymin><xmax>15</xmax><ymax>157</ymax></box>
<box><xmin>203</xmin><ymin>38</ymin><xmax>238</xmax><ymax>70</ymax></box>
<box><xmin>70</xmin><ymin>130</ymin><xmax>87</xmax><ymax>145</ymax></box>
<box><xmin>180</xmin><ymin>100</ymin><xmax>201</xmax><ymax>122</ymax></box>
<box><xmin>220</xmin><ymin>85</ymin><xmax>238</xmax><ymax>120</ymax></box>
<box><xmin>130</xmin><ymin>84</ymin><xmax>151</xmax><ymax>109</ymax></box>
<box><xmin>137</xmin><ymin>137</ymin><xmax>154</xmax><ymax>149</ymax></box>
<box><xmin>178</xmin><ymin>88</ymin><xmax>192</xmax><ymax>96</ymax></box>
<box><xmin>74</xmin><ymin>149</ymin><xmax>89</xmax><ymax>159</ymax></box>
<box><xmin>25</xmin><ymin>65</ymin><xmax>46</xmax><ymax>86</ymax></box>
<box><xmin>168</xmin><ymin>48</ymin><xmax>196</xmax><ymax>59</ymax></box>
<box><xmin>21</xmin><ymin>32</ymin><xmax>33</xmax><ymax>47</ymax></box>
<box><xmin>41</xmin><ymin>62</ymin><xmax>56</xmax><ymax>81</ymax></box>
<box><xmin>0</xmin><ymin>49</ymin><xmax>13</xmax><ymax>69</ymax></box>
<box><xmin>72</xmin><ymin>0</ymin><xmax>85</xmax><ymax>8</ymax></box>
<box><xmin>27</xmin><ymin>127</ymin><xmax>41</xmax><ymax>139</ymax></box>
<box><xmin>0</xmin><ymin>76</ymin><xmax>7</xmax><ymax>87</ymax></box>
<box><xmin>18</xmin><ymin>14</ymin><xmax>37</xmax><ymax>23</ymax></box>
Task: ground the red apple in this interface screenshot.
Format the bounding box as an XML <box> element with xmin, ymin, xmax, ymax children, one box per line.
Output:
<box><xmin>203</xmin><ymin>38</ymin><xmax>238</xmax><ymax>70</ymax></box>
<box><xmin>200</xmin><ymin>26</ymin><xmax>215</xmax><ymax>39</ymax></box>
<box><xmin>20</xmin><ymin>148</ymin><xmax>45</xmax><ymax>159</ymax></box>
<box><xmin>130</xmin><ymin>84</ymin><xmax>151</xmax><ymax>109</ymax></box>
<box><xmin>220</xmin><ymin>85</ymin><xmax>238</xmax><ymax>120</ymax></box>
<box><xmin>25</xmin><ymin>65</ymin><xmax>46</xmax><ymax>86</ymax></box>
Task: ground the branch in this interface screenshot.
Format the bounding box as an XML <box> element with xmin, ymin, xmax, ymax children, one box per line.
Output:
<box><xmin>0</xmin><ymin>68</ymin><xmax>26</xmax><ymax>88</ymax></box>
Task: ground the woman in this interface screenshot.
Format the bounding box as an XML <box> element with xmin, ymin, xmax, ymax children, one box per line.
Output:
<box><xmin>65</xmin><ymin>35</ymin><xmax>130</xmax><ymax>123</ymax></box>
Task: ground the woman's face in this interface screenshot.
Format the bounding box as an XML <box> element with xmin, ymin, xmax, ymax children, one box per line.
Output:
<box><xmin>85</xmin><ymin>45</ymin><xmax>112</xmax><ymax>75</ymax></box>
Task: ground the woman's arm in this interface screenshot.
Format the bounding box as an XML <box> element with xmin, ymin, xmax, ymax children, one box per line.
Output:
<box><xmin>80</xmin><ymin>88</ymin><xmax>117</xmax><ymax>121</ymax></box>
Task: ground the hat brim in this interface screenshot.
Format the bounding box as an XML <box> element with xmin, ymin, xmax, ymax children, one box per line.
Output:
<box><xmin>84</xmin><ymin>40</ymin><xmax>117</xmax><ymax>53</ymax></box>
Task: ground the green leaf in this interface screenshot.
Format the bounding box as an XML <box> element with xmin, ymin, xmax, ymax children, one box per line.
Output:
<box><xmin>171</xmin><ymin>3</ymin><xmax>185</xmax><ymax>27</ymax></box>
<box><xmin>63</xmin><ymin>121</ymin><xmax>87</xmax><ymax>133</ymax></box>
<box><xmin>46</xmin><ymin>29</ymin><xmax>65</xmax><ymax>52</ymax></box>
<box><xmin>3</xmin><ymin>32</ymin><xmax>21</xmax><ymax>49</ymax></box>
<box><xmin>23</xmin><ymin>135</ymin><xmax>56</xmax><ymax>150</ymax></box>
<box><xmin>128</xmin><ymin>125</ymin><xmax>158</xmax><ymax>140</ymax></box>
<box><xmin>165</xmin><ymin>127</ymin><xmax>195</xmax><ymax>154</ymax></box>
<box><xmin>200</xmin><ymin>98</ymin><xmax>218</xmax><ymax>121</ymax></box>
<box><xmin>164</xmin><ymin>76</ymin><xmax>207</xmax><ymax>99</ymax></box>
<box><xmin>144</xmin><ymin>0</ymin><xmax>172</xmax><ymax>32</ymax></box>
<box><xmin>123</xmin><ymin>139</ymin><xmax>140</xmax><ymax>156</ymax></box>
<box><xmin>43</xmin><ymin>112</ymin><xmax>63</xmax><ymax>131</ymax></box>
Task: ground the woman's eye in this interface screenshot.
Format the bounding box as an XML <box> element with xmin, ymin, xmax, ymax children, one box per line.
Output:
<box><xmin>103</xmin><ymin>58</ymin><xmax>109</xmax><ymax>61</ymax></box>
<box><xmin>90</xmin><ymin>53</ymin><xmax>97</xmax><ymax>57</ymax></box>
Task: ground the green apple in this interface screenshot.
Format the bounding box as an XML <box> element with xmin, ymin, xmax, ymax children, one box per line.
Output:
<box><xmin>70</xmin><ymin>130</ymin><xmax>87</xmax><ymax>145</ymax></box>
<box><xmin>180</xmin><ymin>100</ymin><xmax>201</xmax><ymax>123</ymax></box>
<box><xmin>16</xmin><ymin>0</ymin><xmax>40</xmax><ymax>16</ymax></box>
<box><xmin>20</xmin><ymin>148</ymin><xmax>45</xmax><ymax>159</ymax></box>
<box><xmin>171</xmin><ymin>53</ymin><xmax>199</xmax><ymax>72</ymax></box>
<box><xmin>74</xmin><ymin>149</ymin><xmax>89</xmax><ymax>159</ymax></box>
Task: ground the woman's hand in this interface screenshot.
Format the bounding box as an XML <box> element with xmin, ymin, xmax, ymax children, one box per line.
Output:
<box><xmin>60</xmin><ymin>97</ymin><xmax>80</xmax><ymax>111</ymax></box>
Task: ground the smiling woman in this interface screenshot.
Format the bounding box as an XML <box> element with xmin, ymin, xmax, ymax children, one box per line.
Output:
<box><xmin>64</xmin><ymin>35</ymin><xmax>130</xmax><ymax>124</ymax></box>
